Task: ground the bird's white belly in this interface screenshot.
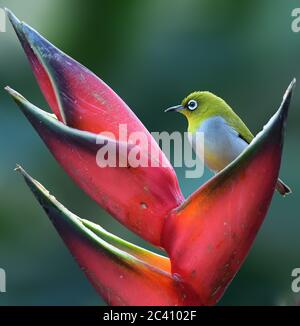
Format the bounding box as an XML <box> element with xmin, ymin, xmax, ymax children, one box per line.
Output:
<box><xmin>188</xmin><ymin>116</ymin><xmax>248</xmax><ymax>172</ymax></box>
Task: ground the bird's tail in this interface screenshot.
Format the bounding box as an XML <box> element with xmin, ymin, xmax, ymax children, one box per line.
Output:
<box><xmin>276</xmin><ymin>179</ymin><xmax>291</xmax><ymax>196</ymax></box>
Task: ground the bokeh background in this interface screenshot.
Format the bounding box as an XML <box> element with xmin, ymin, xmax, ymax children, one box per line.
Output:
<box><xmin>0</xmin><ymin>0</ymin><xmax>299</xmax><ymax>306</ymax></box>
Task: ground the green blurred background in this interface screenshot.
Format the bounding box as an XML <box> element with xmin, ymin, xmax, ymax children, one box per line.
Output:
<box><xmin>0</xmin><ymin>0</ymin><xmax>299</xmax><ymax>306</ymax></box>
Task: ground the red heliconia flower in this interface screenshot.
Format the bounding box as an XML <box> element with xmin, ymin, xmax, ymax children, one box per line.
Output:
<box><xmin>5</xmin><ymin>9</ymin><xmax>295</xmax><ymax>306</ymax></box>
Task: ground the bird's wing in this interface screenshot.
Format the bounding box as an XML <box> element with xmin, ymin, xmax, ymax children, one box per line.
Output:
<box><xmin>237</xmin><ymin>131</ymin><xmax>253</xmax><ymax>144</ymax></box>
<box><xmin>226</xmin><ymin>112</ymin><xmax>254</xmax><ymax>144</ymax></box>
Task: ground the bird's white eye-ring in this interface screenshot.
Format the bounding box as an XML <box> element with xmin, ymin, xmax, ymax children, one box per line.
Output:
<box><xmin>187</xmin><ymin>99</ymin><xmax>198</xmax><ymax>111</ymax></box>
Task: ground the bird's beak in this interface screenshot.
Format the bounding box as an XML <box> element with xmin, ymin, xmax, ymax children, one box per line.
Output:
<box><xmin>164</xmin><ymin>105</ymin><xmax>184</xmax><ymax>113</ymax></box>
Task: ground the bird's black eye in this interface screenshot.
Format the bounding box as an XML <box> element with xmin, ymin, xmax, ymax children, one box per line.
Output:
<box><xmin>187</xmin><ymin>99</ymin><xmax>198</xmax><ymax>111</ymax></box>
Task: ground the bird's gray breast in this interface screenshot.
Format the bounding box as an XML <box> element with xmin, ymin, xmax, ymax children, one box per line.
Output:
<box><xmin>189</xmin><ymin>116</ymin><xmax>248</xmax><ymax>172</ymax></box>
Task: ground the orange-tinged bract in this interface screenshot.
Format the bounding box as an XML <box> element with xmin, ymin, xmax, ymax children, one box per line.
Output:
<box><xmin>17</xmin><ymin>166</ymin><xmax>201</xmax><ymax>306</ymax></box>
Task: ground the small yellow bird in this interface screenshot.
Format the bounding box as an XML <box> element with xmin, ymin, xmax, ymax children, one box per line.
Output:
<box><xmin>165</xmin><ymin>91</ymin><xmax>291</xmax><ymax>196</ymax></box>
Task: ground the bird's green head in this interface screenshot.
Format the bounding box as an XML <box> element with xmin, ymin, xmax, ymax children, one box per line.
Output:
<box><xmin>165</xmin><ymin>91</ymin><xmax>231</xmax><ymax>132</ymax></box>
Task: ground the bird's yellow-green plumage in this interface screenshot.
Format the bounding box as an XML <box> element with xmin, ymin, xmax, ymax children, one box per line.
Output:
<box><xmin>180</xmin><ymin>91</ymin><xmax>254</xmax><ymax>143</ymax></box>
